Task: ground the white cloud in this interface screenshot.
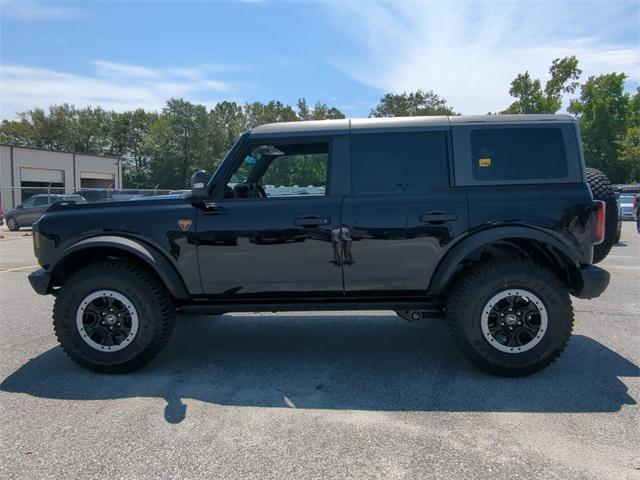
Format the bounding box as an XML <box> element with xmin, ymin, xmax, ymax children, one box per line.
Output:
<box><xmin>93</xmin><ymin>60</ymin><xmax>161</xmax><ymax>80</ymax></box>
<box><xmin>328</xmin><ymin>0</ymin><xmax>639</xmax><ymax>114</ymax></box>
<box><xmin>0</xmin><ymin>0</ymin><xmax>83</xmax><ymax>20</ymax></box>
<box><xmin>0</xmin><ymin>61</ymin><xmax>235</xmax><ymax>118</ymax></box>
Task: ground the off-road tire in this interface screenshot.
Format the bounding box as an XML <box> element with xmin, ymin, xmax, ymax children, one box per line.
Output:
<box><xmin>447</xmin><ymin>258</ymin><xmax>573</xmax><ymax>376</ymax></box>
<box><xmin>586</xmin><ymin>167</ymin><xmax>618</xmax><ymax>263</ymax></box>
<box><xmin>6</xmin><ymin>216</ymin><xmax>18</xmax><ymax>231</ymax></box>
<box><xmin>53</xmin><ymin>260</ymin><xmax>175</xmax><ymax>373</ymax></box>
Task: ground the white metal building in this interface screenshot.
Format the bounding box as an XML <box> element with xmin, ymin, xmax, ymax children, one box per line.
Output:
<box><xmin>0</xmin><ymin>144</ymin><xmax>122</xmax><ymax>210</ymax></box>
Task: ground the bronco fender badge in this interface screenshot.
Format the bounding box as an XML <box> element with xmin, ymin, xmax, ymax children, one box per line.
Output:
<box><xmin>178</xmin><ymin>219</ymin><xmax>192</xmax><ymax>231</ymax></box>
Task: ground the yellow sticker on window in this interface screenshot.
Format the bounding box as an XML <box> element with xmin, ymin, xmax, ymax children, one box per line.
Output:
<box><xmin>479</xmin><ymin>158</ymin><xmax>491</xmax><ymax>167</ymax></box>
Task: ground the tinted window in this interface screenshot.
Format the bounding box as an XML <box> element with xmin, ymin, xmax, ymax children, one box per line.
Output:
<box><xmin>33</xmin><ymin>197</ymin><xmax>50</xmax><ymax>207</ymax></box>
<box><xmin>471</xmin><ymin>128</ymin><xmax>568</xmax><ymax>181</ymax></box>
<box><xmin>351</xmin><ymin>132</ymin><xmax>448</xmax><ymax>194</ymax></box>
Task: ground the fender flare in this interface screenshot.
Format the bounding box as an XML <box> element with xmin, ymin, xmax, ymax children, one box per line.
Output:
<box><xmin>427</xmin><ymin>225</ymin><xmax>581</xmax><ymax>296</ymax></box>
<box><xmin>56</xmin><ymin>235</ymin><xmax>190</xmax><ymax>299</ymax></box>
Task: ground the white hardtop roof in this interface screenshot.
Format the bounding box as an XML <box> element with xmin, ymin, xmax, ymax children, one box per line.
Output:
<box><xmin>250</xmin><ymin>114</ymin><xmax>576</xmax><ymax>135</ymax></box>
<box><xmin>251</xmin><ymin>114</ymin><xmax>576</xmax><ymax>135</ymax></box>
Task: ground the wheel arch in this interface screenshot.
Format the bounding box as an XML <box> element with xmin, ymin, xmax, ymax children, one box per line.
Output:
<box><xmin>51</xmin><ymin>235</ymin><xmax>190</xmax><ymax>300</ymax></box>
<box><xmin>428</xmin><ymin>226</ymin><xmax>583</xmax><ymax>297</ymax></box>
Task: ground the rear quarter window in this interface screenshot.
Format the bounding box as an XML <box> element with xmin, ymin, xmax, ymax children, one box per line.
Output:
<box><xmin>451</xmin><ymin>123</ymin><xmax>582</xmax><ymax>186</ymax></box>
<box><xmin>471</xmin><ymin>128</ymin><xmax>568</xmax><ymax>181</ymax></box>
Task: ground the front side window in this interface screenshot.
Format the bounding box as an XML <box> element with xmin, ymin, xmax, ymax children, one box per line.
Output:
<box><xmin>33</xmin><ymin>197</ymin><xmax>50</xmax><ymax>207</ymax></box>
<box><xmin>471</xmin><ymin>127</ymin><xmax>568</xmax><ymax>181</ymax></box>
<box><xmin>225</xmin><ymin>142</ymin><xmax>329</xmax><ymax>199</ymax></box>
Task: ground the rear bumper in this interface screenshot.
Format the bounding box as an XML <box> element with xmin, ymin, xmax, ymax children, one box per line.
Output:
<box><xmin>28</xmin><ymin>268</ymin><xmax>51</xmax><ymax>295</ymax></box>
<box><xmin>574</xmin><ymin>265</ymin><xmax>610</xmax><ymax>299</ymax></box>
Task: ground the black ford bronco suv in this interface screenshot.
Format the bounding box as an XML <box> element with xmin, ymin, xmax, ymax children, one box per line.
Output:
<box><xmin>29</xmin><ymin>114</ymin><xmax>613</xmax><ymax>376</ymax></box>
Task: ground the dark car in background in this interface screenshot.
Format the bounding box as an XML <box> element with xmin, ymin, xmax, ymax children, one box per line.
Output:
<box><xmin>4</xmin><ymin>194</ymin><xmax>87</xmax><ymax>231</ymax></box>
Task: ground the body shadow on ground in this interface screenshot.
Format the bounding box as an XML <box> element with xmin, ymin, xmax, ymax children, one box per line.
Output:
<box><xmin>2</xmin><ymin>314</ymin><xmax>637</xmax><ymax>423</ymax></box>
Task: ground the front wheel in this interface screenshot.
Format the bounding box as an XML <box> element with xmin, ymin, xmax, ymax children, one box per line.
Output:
<box><xmin>447</xmin><ymin>259</ymin><xmax>573</xmax><ymax>376</ymax></box>
<box><xmin>6</xmin><ymin>216</ymin><xmax>18</xmax><ymax>231</ymax></box>
<box><xmin>53</xmin><ymin>260</ymin><xmax>175</xmax><ymax>373</ymax></box>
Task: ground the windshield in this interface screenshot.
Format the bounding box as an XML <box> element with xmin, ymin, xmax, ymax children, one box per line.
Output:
<box><xmin>619</xmin><ymin>195</ymin><xmax>635</xmax><ymax>203</ymax></box>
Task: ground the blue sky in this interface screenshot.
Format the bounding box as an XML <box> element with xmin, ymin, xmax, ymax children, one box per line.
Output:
<box><xmin>1</xmin><ymin>0</ymin><xmax>638</xmax><ymax>119</ymax></box>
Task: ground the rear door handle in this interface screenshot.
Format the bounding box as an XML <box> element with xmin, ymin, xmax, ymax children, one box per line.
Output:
<box><xmin>294</xmin><ymin>216</ymin><xmax>331</xmax><ymax>228</ymax></box>
<box><xmin>420</xmin><ymin>213</ymin><xmax>457</xmax><ymax>224</ymax></box>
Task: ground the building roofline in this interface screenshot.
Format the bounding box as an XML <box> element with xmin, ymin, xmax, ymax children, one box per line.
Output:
<box><xmin>0</xmin><ymin>143</ymin><xmax>121</xmax><ymax>161</ymax></box>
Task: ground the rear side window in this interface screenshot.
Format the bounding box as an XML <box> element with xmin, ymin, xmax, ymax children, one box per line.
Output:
<box><xmin>351</xmin><ymin>132</ymin><xmax>448</xmax><ymax>194</ymax></box>
<box><xmin>470</xmin><ymin>128</ymin><xmax>568</xmax><ymax>181</ymax></box>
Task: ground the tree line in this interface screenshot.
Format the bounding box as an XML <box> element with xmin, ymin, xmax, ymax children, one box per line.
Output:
<box><xmin>1</xmin><ymin>56</ymin><xmax>638</xmax><ymax>187</ymax></box>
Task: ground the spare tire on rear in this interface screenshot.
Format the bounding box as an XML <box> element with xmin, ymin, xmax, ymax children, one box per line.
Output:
<box><xmin>586</xmin><ymin>167</ymin><xmax>618</xmax><ymax>264</ymax></box>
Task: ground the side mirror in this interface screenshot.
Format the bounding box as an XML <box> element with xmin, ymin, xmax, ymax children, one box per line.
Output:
<box><xmin>16</xmin><ymin>204</ymin><xmax>23</xmax><ymax>210</ymax></box>
<box><xmin>185</xmin><ymin>170</ymin><xmax>209</xmax><ymax>202</ymax></box>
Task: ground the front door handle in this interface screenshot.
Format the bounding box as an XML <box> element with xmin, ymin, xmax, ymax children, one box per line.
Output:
<box><xmin>420</xmin><ymin>212</ymin><xmax>457</xmax><ymax>224</ymax></box>
<box><xmin>294</xmin><ymin>216</ymin><xmax>331</xmax><ymax>228</ymax></box>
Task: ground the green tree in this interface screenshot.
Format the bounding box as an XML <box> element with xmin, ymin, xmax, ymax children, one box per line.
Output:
<box><xmin>502</xmin><ymin>56</ymin><xmax>581</xmax><ymax>114</ymax></box>
<box><xmin>0</xmin><ymin>104</ymin><xmax>116</xmax><ymax>154</ymax></box>
<box><xmin>208</xmin><ymin>101</ymin><xmax>246</xmax><ymax>168</ymax></box>
<box><xmin>111</xmin><ymin>109</ymin><xmax>158</xmax><ymax>188</ymax></box>
<box><xmin>370</xmin><ymin>89</ymin><xmax>456</xmax><ymax>117</ymax></box>
<box><xmin>628</xmin><ymin>87</ymin><xmax>640</xmax><ymax>128</ymax></box>
<box><xmin>0</xmin><ymin>106</ymin><xmax>72</xmax><ymax>150</ymax></box>
<box><xmin>244</xmin><ymin>101</ymin><xmax>298</xmax><ymax>128</ymax></box>
<box><xmin>617</xmin><ymin>126</ymin><xmax>640</xmax><ymax>183</ymax></box>
<box><xmin>142</xmin><ymin>99</ymin><xmax>212</xmax><ymax>189</ymax></box>
<box><xmin>568</xmin><ymin>73</ymin><xmax>631</xmax><ymax>182</ymax></box>
<box><xmin>297</xmin><ymin>98</ymin><xmax>345</xmax><ymax>120</ymax></box>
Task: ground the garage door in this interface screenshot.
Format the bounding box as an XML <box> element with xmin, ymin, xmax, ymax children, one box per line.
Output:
<box><xmin>21</xmin><ymin>168</ymin><xmax>65</xmax><ymax>183</ymax></box>
<box><xmin>81</xmin><ymin>172</ymin><xmax>115</xmax><ymax>189</ymax></box>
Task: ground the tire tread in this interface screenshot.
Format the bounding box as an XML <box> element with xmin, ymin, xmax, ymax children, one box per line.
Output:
<box><xmin>447</xmin><ymin>258</ymin><xmax>574</xmax><ymax>376</ymax></box>
<box><xmin>53</xmin><ymin>260</ymin><xmax>174</xmax><ymax>373</ymax></box>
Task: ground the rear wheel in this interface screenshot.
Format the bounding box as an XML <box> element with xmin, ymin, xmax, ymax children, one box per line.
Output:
<box><xmin>447</xmin><ymin>259</ymin><xmax>573</xmax><ymax>376</ymax></box>
<box><xmin>586</xmin><ymin>167</ymin><xmax>617</xmax><ymax>263</ymax></box>
<box><xmin>53</xmin><ymin>260</ymin><xmax>175</xmax><ymax>373</ymax></box>
<box><xmin>6</xmin><ymin>216</ymin><xmax>18</xmax><ymax>231</ymax></box>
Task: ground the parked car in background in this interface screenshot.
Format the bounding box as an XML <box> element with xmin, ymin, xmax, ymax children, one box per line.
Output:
<box><xmin>614</xmin><ymin>196</ymin><xmax>622</xmax><ymax>243</ymax></box>
<box><xmin>618</xmin><ymin>194</ymin><xmax>636</xmax><ymax>220</ymax></box>
<box><xmin>0</xmin><ymin>206</ymin><xmax>4</xmax><ymax>226</ymax></box>
<box><xmin>73</xmin><ymin>189</ymin><xmax>152</xmax><ymax>203</ymax></box>
<box><xmin>4</xmin><ymin>194</ymin><xmax>87</xmax><ymax>231</ymax></box>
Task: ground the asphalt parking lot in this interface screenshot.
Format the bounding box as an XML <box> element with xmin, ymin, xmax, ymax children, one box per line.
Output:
<box><xmin>1</xmin><ymin>223</ymin><xmax>638</xmax><ymax>479</ymax></box>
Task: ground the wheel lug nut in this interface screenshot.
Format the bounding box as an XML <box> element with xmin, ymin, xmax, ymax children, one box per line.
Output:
<box><xmin>500</xmin><ymin>322</ymin><xmax>505</xmax><ymax>326</ymax></box>
<box><xmin>509</xmin><ymin>326</ymin><xmax>513</xmax><ymax>330</ymax></box>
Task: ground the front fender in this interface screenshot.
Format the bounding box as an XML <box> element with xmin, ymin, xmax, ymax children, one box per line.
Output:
<box><xmin>55</xmin><ymin>235</ymin><xmax>190</xmax><ymax>299</ymax></box>
<box><xmin>427</xmin><ymin>225</ymin><xmax>582</xmax><ymax>296</ymax></box>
